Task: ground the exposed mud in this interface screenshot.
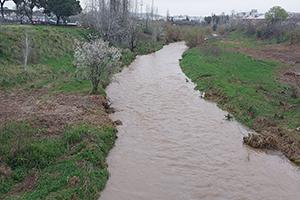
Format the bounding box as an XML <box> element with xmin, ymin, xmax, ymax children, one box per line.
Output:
<box><xmin>0</xmin><ymin>86</ymin><xmax>114</xmax><ymax>129</ymax></box>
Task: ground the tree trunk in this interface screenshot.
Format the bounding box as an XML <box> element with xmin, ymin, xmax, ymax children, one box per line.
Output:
<box><xmin>56</xmin><ymin>15</ymin><xmax>60</xmax><ymax>26</ymax></box>
<box><xmin>122</xmin><ymin>0</ymin><xmax>128</xmax><ymax>19</ymax></box>
<box><xmin>130</xmin><ymin>40</ymin><xmax>134</xmax><ymax>52</ymax></box>
<box><xmin>1</xmin><ymin>1</ymin><xmax>4</xmax><ymax>22</ymax></box>
<box><xmin>92</xmin><ymin>80</ymin><xmax>100</xmax><ymax>94</ymax></box>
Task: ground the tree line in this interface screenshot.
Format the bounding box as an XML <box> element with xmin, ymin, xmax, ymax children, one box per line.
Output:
<box><xmin>0</xmin><ymin>0</ymin><xmax>82</xmax><ymax>25</ymax></box>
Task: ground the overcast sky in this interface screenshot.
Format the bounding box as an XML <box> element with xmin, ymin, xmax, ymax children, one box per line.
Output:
<box><xmin>4</xmin><ymin>0</ymin><xmax>299</xmax><ymax>16</ymax></box>
<box><xmin>140</xmin><ymin>0</ymin><xmax>299</xmax><ymax>16</ymax></box>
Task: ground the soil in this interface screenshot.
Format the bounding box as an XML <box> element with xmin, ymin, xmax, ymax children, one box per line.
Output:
<box><xmin>0</xmin><ymin>85</ymin><xmax>116</xmax><ymax>133</ymax></box>
<box><xmin>219</xmin><ymin>40</ymin><xmax>249</xmax><ymax>46</ymax></box>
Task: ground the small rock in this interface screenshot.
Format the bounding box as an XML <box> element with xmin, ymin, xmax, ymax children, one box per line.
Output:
<box><xmin>114</xmin><ymin>120</ymin><xmax>123</xmax><ymax>126</ymax></box>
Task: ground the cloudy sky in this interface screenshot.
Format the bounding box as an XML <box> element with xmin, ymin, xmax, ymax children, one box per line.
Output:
<box><xmin>140</xmin><ymin>0</ymin><xmax>299</xmax><ymax>16</ymax></box>
<box><xmin>4</xmin><ymin>0</ymin><xmax>299</xmax><ymax>16</ymax></box>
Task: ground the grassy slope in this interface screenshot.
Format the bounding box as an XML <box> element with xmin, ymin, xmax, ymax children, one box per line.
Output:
<box><xmin>0</xmin><ymin>123</ymin><xmax>116</xmax><ymax>200</ymax></box>
<box><xmin>0</xmin><ymin>25</ymin><xmax>115</xmax><ymax>199</ymax></box>
<box><xmin>180</xmin><ymin>32</ymin><xmax>300</xmax><ymax>163</ymax></box>
<box><xmin>0</xmin><ymin>25</ymin><xmax>96</xmax><ymax>91</ymax></box>
<box><xmin>0</xmin><ymin>24</ymin><xmax>165</xmax><ymax>199</ymax></box>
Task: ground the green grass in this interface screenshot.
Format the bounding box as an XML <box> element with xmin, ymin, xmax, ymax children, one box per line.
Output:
<box><xmin>0</xmin><ymin>24</ymin><xmax>165</xmax><ymax>93</ymax></box>
<box><xmin>180</xmin><ymin>45</ymin><xmax>300</xmax><ymax>131</ymax></box>
<box><xmin>0</xmin><ymin>25</ymin><xmax>94</xmax><ymax>91</ymax></box>
<box><xmin>0</xmin><ymin>122</ymin><xmax>116</xmax><ymax>199</ymax></box>
<box><xmin>209</xmin><ymin>30</ymin><xmax>278</xmax><ymax>48</ymax></box>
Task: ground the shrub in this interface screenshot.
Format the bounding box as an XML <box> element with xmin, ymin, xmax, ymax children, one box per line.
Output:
<box><xmin>244</xmin><ymin>24</ymin><xmax>256</xmax><ymax>36</ymax></box>
<box><xmin>256</xmin><ymin>25</ymin><xmax>267</xmax><ymax>39</ymax></box>
<box><xmin>165</xmin><ymin>24</ymin><xmax>184</xmax><ymax>42</ymax></box>
<box><xmin>184</xmin><ymin>27</ymin><xmax>205</xmax><ymax>48</ymax></box>
<box><xmin>205</xmin><ymin>26</ymin><xmax>213</xmax><ymax>35</ymax></box>
<box><xmin>217</xmin><ymin>25</ymin><xmax>226</xmax><ymax>35</ymax></box>
<box><xmin>287</xmin><ymin>26</ymin><xmax>300</xmax><ymax>44</ymax></box>
<box><xmin>229</xmin><ymin>22</ymin><xmax>237</xmax><ymax>32</ymax></box>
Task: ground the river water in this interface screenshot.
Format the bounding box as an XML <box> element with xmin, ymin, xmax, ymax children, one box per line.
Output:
<box><xmin>101</xmin><ymin>42</ymin><xmax>300</xmax><ymax>200</ymax></box>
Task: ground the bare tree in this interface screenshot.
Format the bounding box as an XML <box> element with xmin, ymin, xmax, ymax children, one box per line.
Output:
<box><xmin>145</xmin><ymin>4</ymin><xmax>150</xmax><ymax>32</ymax></box>
<box><xmin>166</xmin><ymin>9</ymin><xmax>170</xmax><ymax>22</ymax></box>
<box><xmin>122</xmin><ymin>0</ymin><xmax>128</xmax><ymax>19</ymax></box>
<box><xmin>80</xmin><ymin>0</ymin><xmax>139</xmax><ymax>49</ymax></box>
<box><xmin>152</xmin><ymin>6</ymin><xmax>158</xmax><ymax>48</ymax></box>
<box><xmin>126</xmin><ymin>0</ymin><xmax>139</xmax><ymax>52</ymax></box>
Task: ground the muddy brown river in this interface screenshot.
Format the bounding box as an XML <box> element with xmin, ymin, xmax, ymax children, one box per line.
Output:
<box><xmin>101</xmin><ymin>42</ymin><xmax>300</xmax><ymax>200</ymax></box>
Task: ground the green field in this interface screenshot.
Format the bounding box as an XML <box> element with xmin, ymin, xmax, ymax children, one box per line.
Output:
<box><xmin>180</xmin><ymin>32</ymin><xmax>300</xmax><ymax>162</ymax></box>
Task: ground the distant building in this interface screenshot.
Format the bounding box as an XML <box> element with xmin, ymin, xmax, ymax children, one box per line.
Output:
<box><xmin>233</xmin><ymin>9</ymin><xmax>265</xmax><ymax>24</ymax></box>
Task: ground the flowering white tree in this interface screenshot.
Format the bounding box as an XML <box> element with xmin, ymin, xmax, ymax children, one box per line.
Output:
<box><xmin>74</xmin><ymin>37</ymin><xmax>121</xmax><ymax>94</ymax></box>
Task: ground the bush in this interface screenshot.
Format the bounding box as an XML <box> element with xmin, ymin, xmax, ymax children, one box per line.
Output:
<box><xmin>184</xmin><ymin>27</ymin><xmax>205</xmax><ymax>48</ymax></box>
<box><xmin>287</xmin><ymin>26</ymin><xmax>300</xmax><ymax>44</ymax></box>
<box><xmin>259</xmin><ymin>23</ymin><xmax>286</xmax><ymax>41</ymax></box>
<box><xmin>205</xmin><ymin>26</ymin><xmax>213</xmax><ymax>35</ymax></box>
<box><xmin>217</xmin><ymin>25</ymin><xmax>226</xmax><ymax>35</ymax></box>
<box><xmin>256</xmin><ymin>25</ymin><xmax>267</xmax><ymax>39</ymax></box>
<box><xmin>165</xmin><ymin>24</ymin><xmax>184</xmax><ymax>43</ymax></box>
<box><xmin>236</xmin><ymin>21</ymin><xmax>246</xmax><ymax>32</ymax></box>
<box><xmin>229</xmin><ymin>23</ymin><xmax>237</xmax><ymax>32</ymax></box>
<box><xmin>244</xmin><ymin>24</ymin><xmax>256</xmax><ymax>36</ymax></box>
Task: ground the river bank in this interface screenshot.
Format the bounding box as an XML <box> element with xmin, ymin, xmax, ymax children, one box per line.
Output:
<box><xmin>0</xmin><ymin>24</ymin><xmax>164</xmax><ymax>199</ymax></box>
<box><xmin>180</xmin><ymin>33</ymin><xmax>300</xmax><ymax>165</ymax></box>
<box><xmin>0</xmin><ymin>25</ymin><xmax>118</xmax><ymax>199</ymax></box>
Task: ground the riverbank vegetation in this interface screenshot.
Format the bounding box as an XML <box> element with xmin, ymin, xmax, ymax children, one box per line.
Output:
<box><xmin>0</xmin><ymin>7</ymin><xmax>165</xmax><ymax>198</ymax></box>
<box><xmin>180</xmin><ymin>22</ymin><xmax>300</xmax><ymax>164</ymax></box>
